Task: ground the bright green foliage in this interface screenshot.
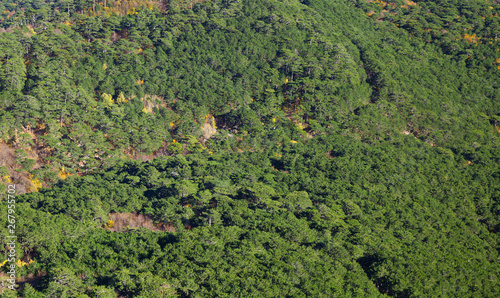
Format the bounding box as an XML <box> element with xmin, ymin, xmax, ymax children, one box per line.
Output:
<box><xmin>0</xmin><ymin>0</ymin><xmax>499</xmax><ymax>297</ymax></box>
<box><xmin>1</xmin><ymin>133</ymin><xmax>498</xmax><ymax>296</ymax></box>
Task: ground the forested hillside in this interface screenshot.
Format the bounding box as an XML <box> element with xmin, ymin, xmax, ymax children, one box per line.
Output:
<box><xmin>0</xmin><ymin>0</ymin><xmax>499</xmax><ymax>296</ymax></box>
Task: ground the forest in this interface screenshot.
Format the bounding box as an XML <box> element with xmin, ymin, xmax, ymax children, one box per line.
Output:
<box><xmin>0</xmin><ymin>0</ymin><xmax>499</xmax><ymax>296</ymax></box>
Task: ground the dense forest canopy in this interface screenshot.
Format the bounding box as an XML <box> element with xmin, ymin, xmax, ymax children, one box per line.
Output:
<box><xmin>0</xmin><ymin>0</ymin><xmax>499</xmax><ymax>296</ymax></box>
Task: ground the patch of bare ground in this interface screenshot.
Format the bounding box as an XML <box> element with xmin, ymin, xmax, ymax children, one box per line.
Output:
<box><xmin>0</xmin><ymin>270</ymin><xmax>46</xmax><ymax>291</ymax></box>
<box><xmin>152</xmin><ymin>141</ymin><xmax>172</xmax><ymax>158</ymax></box>
<box><xmin>0</xmin><ymin>141</ymin><xmax>31</xmax><ymax>194</ymax></box>
<box><xmin>0</xmin><ymin>142</ymin><xmax>16</xmax><ymax>170</ymax></box>
<box><xmin>0</xmin><ymin>124</ymin><xmax>52</xmax><ymax>194</ymax></box>
<box><xmin>133</xmin><ymin>153</ymin><xmax>157</xmax><ymax>162</ymax></box>
<box><xmin>107</xmin><ymin>212</ymin><xmax>175</xmax><ymax>232</ymax></box>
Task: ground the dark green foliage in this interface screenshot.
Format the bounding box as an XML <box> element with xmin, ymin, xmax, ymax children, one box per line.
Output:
<box><xmin>1</xmin><ymin>133</ymin><xmax>498</xmax><ymax>296</ymax></box>
<box><xmin>0</xmin><ymin>0</ymin><xmax>499</xmax><ymax>297</ymax></box>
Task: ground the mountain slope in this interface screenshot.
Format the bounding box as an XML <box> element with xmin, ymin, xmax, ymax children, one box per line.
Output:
<box><xmin>0</xmin><ymin>0</ymin><xmax>499</xmax><ymax>297</ymax></box>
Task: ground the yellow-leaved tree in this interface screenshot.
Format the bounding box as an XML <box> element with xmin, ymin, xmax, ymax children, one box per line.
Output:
<box><xmin>117</xmin><ymin>92</ymin><xmax>127</xmax><ymax>104</ymax></box>
<box><xmin>101</xmin><ymin>93</ymin><xmax>114</xmax><ymax>106</ymax></box>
